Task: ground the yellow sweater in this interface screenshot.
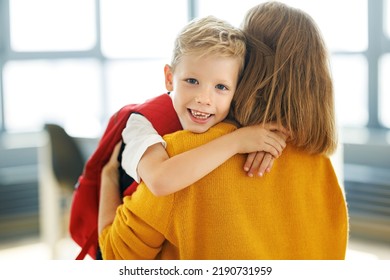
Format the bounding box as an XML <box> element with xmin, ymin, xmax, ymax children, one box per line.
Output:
<box><xmin>99</xmin><ymin>122</ymin><xmax>349</xmax><ymax>259</ymax></box>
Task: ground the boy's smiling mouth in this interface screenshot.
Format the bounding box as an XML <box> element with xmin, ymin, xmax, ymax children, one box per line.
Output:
<box><xmin>189</xmin><ymin>109</ymin><xmax>212</xmax><ymax>120</ymax></box>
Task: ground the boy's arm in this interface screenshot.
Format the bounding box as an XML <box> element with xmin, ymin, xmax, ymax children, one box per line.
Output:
<box><xmin>121</xmin><ymin>114</ymin><xmax>166</xmax><ymax>183</ymax></box>
<box><xmin>138</xmin><ymin>123</ymin><xmax>287</xmax><ymax>196</ymax></box>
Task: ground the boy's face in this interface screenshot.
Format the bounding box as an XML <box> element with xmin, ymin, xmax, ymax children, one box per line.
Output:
<box><xmin>164</xmin><ymin>54</ymin><xmax>241</xmax><ymax>133</ymax></box>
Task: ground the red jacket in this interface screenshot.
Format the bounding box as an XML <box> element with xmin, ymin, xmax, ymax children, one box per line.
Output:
<box><xmin>69</xmin><ymin>93</ymin><xmax>182</xmax><ymax>259</ymax></box>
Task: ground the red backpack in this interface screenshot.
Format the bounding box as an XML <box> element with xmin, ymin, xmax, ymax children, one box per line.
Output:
<box><xmin>69</xmin><ymin>93</ymin><xmax>182</xmax><ymax>260</ymax></box>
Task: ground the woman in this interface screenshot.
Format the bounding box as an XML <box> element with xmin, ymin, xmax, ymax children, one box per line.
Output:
<box><xmin>98</xmin><ymin>1</ymin><xmax>348</xmax><ymax>259</ymax></box>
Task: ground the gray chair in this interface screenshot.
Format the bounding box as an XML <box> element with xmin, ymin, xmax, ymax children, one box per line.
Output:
<box><xmin>43</xmin><ymin>124</ymin><xmax>85</xmax><ymax>191</ymax></box>
<box><xmin>38</xmin><ymin>123</ymin><xmax>85</xmax><ymax>259</ymax></box>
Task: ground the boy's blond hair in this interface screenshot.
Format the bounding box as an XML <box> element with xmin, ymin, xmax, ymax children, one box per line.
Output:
<box><xmin>232</xmin><ymin>1</ymin><xmax>337</xmax><ymax>155</ymax></box>
<box><xmin>170</xmin><ymin>16</ymin><xmax>246</xmax><ymax>76</ymax></box>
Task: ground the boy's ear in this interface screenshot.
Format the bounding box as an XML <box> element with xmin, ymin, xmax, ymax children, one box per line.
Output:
<box><xmin>164</xmin><ymin>64</ymin><xmax>174</xmax><ymax>91</ymax></box>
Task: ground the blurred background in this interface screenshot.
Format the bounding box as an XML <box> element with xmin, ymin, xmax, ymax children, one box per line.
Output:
<box><xmin>0</xmin><ymin>0</ymin><xmax>389</xmax><ymax>260</ymax></box>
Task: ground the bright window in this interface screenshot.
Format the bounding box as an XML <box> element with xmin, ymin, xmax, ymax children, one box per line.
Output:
<box><xmin>100</xmin><ymin>0</ymin><xmax>188</xmax><ymax>58</ymax></box>
<box><xmin>9</xmin><ymin>0</ymin><xmax>96</xmax><ymax>52</ymax></box>
<box><xmin>105</xmin><ymin>59</ymin><xmax>168</xmax><ymax>115</ymax></box>
<box><xmin>331</xmin><ymin>55</ymin><xmax>368</xmax><ymax>127</ymax></box>
<box><xmin>3</xmin><ymin>59</ymin><xmax>102</xmax><ymax>137</ymax></box>
<box><xmin>379</xmin><ymin>54</ymin><xmax>390</xmax><ymax>128</ymax></box>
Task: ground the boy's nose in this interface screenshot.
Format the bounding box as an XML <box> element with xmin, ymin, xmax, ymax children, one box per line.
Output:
<box><xmin>194</xmin><ymin>91</ymin><xmax>211</xmax><ymax>105</ymax></box>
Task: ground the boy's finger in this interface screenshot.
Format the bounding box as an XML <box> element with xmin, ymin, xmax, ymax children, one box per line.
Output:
<box><xmin>249</xmin><ymin>152</ymin><xmax>265</xmax><ymax>177</ymax></box>
<box><xmin>257</xmin><ymin>153</ymin><xmax>273</xmax><ymax>176</ymax></box>
<box><xmin>244</xmin><ymin>152</ymin><xmax>257</xmax><ymax>173</ymax></box>
<box><xmin>266</xmin><ymin>157</ymin><xmax>274</xmax><ymax>173</ymax></box>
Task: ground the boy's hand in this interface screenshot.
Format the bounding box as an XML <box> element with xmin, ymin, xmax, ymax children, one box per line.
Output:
<box><xmin>235</xmin><ymin>124</ymin><xmax>288</xmax><ymax>158</ymax></box>
<box><xmin>237</xmin><ymin>123</ymin><xmax>289</xmax><ymax>177</ymax></box>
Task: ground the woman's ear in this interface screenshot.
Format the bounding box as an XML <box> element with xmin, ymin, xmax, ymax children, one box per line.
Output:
<box><xmin>164</xmin><ymin>64</ymin><xmax>174</xmax><ymax>91</ymax></box>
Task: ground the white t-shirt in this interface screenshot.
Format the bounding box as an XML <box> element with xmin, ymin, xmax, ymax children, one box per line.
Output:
<box><xmin>121</xmin><ymin>113</ymin><xmax>166</xmax><ymax>183</ymax></box>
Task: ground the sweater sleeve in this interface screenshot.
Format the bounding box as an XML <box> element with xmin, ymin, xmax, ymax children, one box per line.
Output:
<box><xmin>99</xmin><ymin>183</ymin><xmax>175</xmax><ymax>259</ymax></box>
<box><xmin>99</xmin><ymin>203</ymin><xmax>165</xmax><ymax>259</ymax></box>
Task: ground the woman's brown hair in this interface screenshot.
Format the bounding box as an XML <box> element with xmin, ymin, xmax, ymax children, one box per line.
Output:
<box><xmin>231</xmin><ymin>1</ymin><xmax>337</xmax><ymax>155</ymax></box>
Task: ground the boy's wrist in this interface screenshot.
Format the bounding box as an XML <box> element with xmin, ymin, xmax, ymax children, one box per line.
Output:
<box><xmin>230</xmin><ymin>129</ymin><xmax>245</xmax><ymax>154</ymax></box>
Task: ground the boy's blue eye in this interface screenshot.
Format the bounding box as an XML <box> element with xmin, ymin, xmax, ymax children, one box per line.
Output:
<box><xmin>186</xmin><ymin>78</ymin><xmax>198</xmax><ymax>84</ymax></box>
<box><xmin>216</xmin><ymin>84</ymin><xmax>228</xmax><ymax>91</ymax></box>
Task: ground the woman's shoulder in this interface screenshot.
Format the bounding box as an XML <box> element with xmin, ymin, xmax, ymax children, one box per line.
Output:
<box><xmin>165</xmin><ymin>122</ymin><xmax>236</xmax><ymax>140</ymax></box>
<box><xmin>162</xmin><ymin>122</ymin><xmax>237</xmax><ymax>155</ymax></box>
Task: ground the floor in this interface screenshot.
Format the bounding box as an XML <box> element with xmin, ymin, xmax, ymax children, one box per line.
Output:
<box><xmin>0</xmin><ymin>235</ymin><xmax>389</xmax><ymax>260</ymax></box>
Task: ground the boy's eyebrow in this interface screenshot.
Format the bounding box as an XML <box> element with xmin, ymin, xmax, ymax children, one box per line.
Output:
<box><xmin>180</xmin><ymin>69</ymin><xmax>199</xmax><ymax>76</ymax></box>
<box><xmin>217</xmin><ymin>79</ymin><xmax>235</xmax><ymax>85</ymax></box>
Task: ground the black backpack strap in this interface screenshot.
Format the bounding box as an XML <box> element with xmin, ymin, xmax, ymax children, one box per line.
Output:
<box><xmin>117</xmin><ymin>141</ymin><xmax>135</xmax><ymax>196</ymax></box>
